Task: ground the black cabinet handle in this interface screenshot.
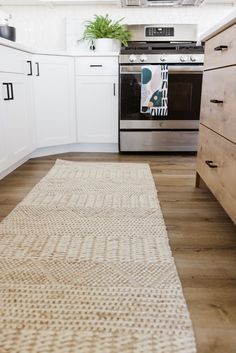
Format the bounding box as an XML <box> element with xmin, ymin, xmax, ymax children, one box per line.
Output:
<box><xmin>113</xmin><ymin>83</ymin><xmax>116</xmax><ymax>96</ymax></box>
<box><xmin>2</xmin><ymin>82</ymin><xmax>10</xmax><ymax>100</ymax></box>
<box><xmin>90</xmin><ymin>64</ymin><xmax>103</xmax><ymax>67</ymax></box>
<box><xmin>35</xmin><ymin>62</ymin><xmax>40</xmax><ymax>76</ymax></box>
<box><xmin>9</xmin><ymin>83</ymin><xmax>14</xmax><ymax>100</ymax></box>
<box><xmin>214</xmin><ymin>45</ymin><xmax>228</xmax><ymax>51</ymax></box>
<box><xmin>205</xmin><ymin>160</ymin><xmax>218</xmax><ymax>168</ymax></box>
<box><xmin>210</xmin><ymin>99</ymin><xmax>224</xmax><ymax>104</ymax></box>
<box><xmin>27</xmin><ymin>60</ymin><xmax>33</xmax><ymax>76</ymax></box>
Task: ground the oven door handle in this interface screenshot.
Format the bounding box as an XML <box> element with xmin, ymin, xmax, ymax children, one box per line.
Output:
<box><xmin>120</xmin><ymin>65</ymin><xmax>203</xmax><ymax>74</ymax></box>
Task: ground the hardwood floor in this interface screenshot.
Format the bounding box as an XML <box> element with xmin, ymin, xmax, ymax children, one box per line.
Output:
<box><xmin>0</xmin><ymin>153</ymin><xmax>236</xmax><ymax>353</ymax></box>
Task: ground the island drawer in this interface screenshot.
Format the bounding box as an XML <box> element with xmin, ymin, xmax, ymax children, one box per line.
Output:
<box><xmin>197</xmin><ymin>124</ymin><xmax>236</xmax><ymax>223</ymax></box>
<box><xmin>204</xmin><ymin>24</ymin><xmax>236</xmax><ymax>70</ymax></box>
<box><xmin>200</xmin><ymin>65</ymin><xmax>236</xmax><ymax>144</ymax></box>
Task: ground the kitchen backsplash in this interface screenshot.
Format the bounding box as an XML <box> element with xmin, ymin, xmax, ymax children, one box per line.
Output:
<box><xmin>1</xmin><ymin>4</ymin><xmax>234</xmax><ymax>51</ymax></box>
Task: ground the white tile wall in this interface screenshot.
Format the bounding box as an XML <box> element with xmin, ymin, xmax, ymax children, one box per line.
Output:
<box><xmin>1</xmin><ymin>4</ymin><xmax>235</xmax><ymax>51</ymax></box>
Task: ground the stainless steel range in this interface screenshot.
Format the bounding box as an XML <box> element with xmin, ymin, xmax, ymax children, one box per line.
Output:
<box><xmin>119</xmin><ymin>24</ymin><xmax>204</xmax><ymax>152</ymax></box>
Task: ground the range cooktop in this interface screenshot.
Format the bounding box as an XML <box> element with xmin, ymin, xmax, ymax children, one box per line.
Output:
<box><xmin>121</xmin><ymin>41</ymin><xmax>204</xmax><ymax>55</ymax></box>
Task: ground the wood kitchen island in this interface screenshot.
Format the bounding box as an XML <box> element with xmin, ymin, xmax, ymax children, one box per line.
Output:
<box><xmin>196</xmin><ymin>10</ymin><xmax>236</xmax><ymax>225</ymax></box>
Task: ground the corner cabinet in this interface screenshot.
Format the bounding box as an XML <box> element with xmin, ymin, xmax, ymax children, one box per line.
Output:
<box><xmin>75</xmin><ymin>56</ymin><xmax>118</xmax><ymax>144</ymax></box>
<box><xmin>0</xmin><ymin>46</ymin><xmax>120</xmax><ymax>179</ymax></box>
<box><xmin>0</xmin><ymin>46</ymin><xmax>34</xmax><ymax>175</ymax></box>
<box><xmin>33</xmin><ymin>55</ymin><xmax>76</xmax><ymax>148</ymax></box>
<box><xmin>196</xmin><ymin>23</ymin><xmax>236</xmax><ymax>224</ymax></box>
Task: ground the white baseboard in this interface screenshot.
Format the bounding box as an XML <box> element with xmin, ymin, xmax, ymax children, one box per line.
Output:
<box><xmin>0</xmin><ymin>154</ymin><xmax>31</xmax><ymax>181</ymax></box>
<box><xmin>0</xmin><ymin>144</ymin><xmax>119</xmax><ymax>180</ymax></box>
<box><xmin>31</xmin><ymin>143</ymin><xmax>119</xmax><ymax>158</ymax></box>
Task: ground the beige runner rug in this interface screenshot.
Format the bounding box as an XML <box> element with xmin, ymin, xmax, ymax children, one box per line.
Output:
<box><xmin>0</xmin><ymin>159</ymin><xmax>196</xmax><ymax>353</ymax></box>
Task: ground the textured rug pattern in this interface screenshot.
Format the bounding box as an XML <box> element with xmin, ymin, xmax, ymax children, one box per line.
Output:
<box><xmin>0</xmin><ymin>160</ymin><xmax>196</xmax><ymax>353</ymax></box>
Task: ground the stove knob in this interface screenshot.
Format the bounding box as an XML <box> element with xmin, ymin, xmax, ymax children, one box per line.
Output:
<box><xmin>129</xmin><ymin>55</ymin><xmax>137</xmax><ymax>63</ymax></box>
<box><xmin>190</xmin><ymin>55</ymin><xmax>197</xmax><ymax>62</ymax></box>
<box><xmin>140</xmin><ymin>55</ymin><xmax>148</xmax><ymax>63</ymax></box>
<box><xmin>160</xmin><ymin>55</ymin><xmax>167</xmax><ymax>62</ymax></box>
<box><xmin>180</xmin><ymin>55</ymin><xmax>188</xmax><ymax>62</ymax></box>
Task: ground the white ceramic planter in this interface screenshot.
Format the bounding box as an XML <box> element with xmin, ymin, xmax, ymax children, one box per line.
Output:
<box><xmin>95</xmin><ymin>38</ymin><xmax>121</xmax><ymax>52</ymax></box>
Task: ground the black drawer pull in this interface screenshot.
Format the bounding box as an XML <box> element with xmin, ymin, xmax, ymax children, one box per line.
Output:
<box><xmin>27</xmin><ymin>60</ymin><xmax>33</xmax><ymax>76</ymax></box>
<box><xmin>205</xmin><ymin>160</ymin><xmax>218</xmax><ymax>168</ymax></box>
<box><xmin>2</xmin><ymin>82</ymin><xmax>10</xmax><ymax>100</ymax></box>
<box><xmin>9</xmin><ymin>83</ymin><xmax>14</xmax><ymax>100</ymax></box>
<box><xmin>210</xmin><ymin>99</ymin><xmax>224</xmax><ymax>104</ymax></box>
<box><xmin>214</xmin><ymin>45</ymin><xmax>228</xmax><ymax>51</ymax></box>
<box><xmin>90</xmin><ymin>64</ymin><xmax>103</xmax><ymax>67</ymax></box>
<box><xmin>35</xmin><ymin>62</ymin><xmax>40</xmax><ymax>76</ymax></box>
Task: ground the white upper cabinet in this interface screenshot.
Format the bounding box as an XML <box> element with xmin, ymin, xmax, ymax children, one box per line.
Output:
<box><xmin>76</xmin><ymin>56</ymin><xmax>118</xmax><ymax>144</ymax></box>
<box><xmin>33</xmin><ymin>55</ymin><xmax>76</xmax><ymax>148</ymax></box>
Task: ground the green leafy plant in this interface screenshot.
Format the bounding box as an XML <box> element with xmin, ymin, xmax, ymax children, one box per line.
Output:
<box><xmin>82</xmin><ymin>14</ymin><xmax>131</xmax><ymax>46</ymax></box>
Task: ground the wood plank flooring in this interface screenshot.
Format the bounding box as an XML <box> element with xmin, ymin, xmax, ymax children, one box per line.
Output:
<box><xmin>0</xmin><ymin>153</ymin><xmax>235</xmax><ymax>353</ymax></box>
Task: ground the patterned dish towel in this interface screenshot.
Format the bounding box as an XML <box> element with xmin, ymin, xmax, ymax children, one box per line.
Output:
<box><xmin>141</xmin><ymin>65</ymin><xmax>168</xmax><ymax>116</ymax></box>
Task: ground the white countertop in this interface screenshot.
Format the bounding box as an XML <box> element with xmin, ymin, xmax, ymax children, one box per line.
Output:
<box><xmin>0</xmin><ymin>37</ymin><xmax>119</xmax><ymax>57</ymax></box>
<box><xmin>0</xmin><ymin>37</ymin><xmax>33</xmax><ymax>53</ymax></box>
<box><xmin>199</xmin><ymin>9</ymin><xmax>236</xmax><ymax>42</ymax></box>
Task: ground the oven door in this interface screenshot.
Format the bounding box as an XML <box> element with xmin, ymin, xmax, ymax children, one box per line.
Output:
<box><xmin>120</xmin><ymin>65</ymin><xmax>203</xmax><ymax>130</ymax></box>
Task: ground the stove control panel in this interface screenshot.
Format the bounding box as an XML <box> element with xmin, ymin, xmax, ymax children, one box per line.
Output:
<box><xmin>145</xmin><ymin>27</ymin><xmax>174</xmax><ymax>37</ymax></box>
<box><xmin>120</xmin><ymin>54</ymin><xmax>205</xmax><ymax>65</ymax></box>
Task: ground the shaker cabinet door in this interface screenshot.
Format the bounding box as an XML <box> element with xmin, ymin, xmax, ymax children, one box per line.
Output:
<box><xmin>5</xmin><ymin>75</ymin><xmax>33</xmax><ymax>164</ymax></box>
<box><xmin>33</xmin><ymin>55</ymin><xmax>76</xmax><ymax>148</ymax></box>
<box><xmin>0</xmin><ymin>78</ymin><xmax>8</xmax><ymax>173</ymax></box>
<box><xmin>0</xmin><ymin>72</ymin><xmax>33</xmax><ymax>175</ymax></box>
<box><xmin>76</xmin><ymin>75</ymin><xmax>118</xmax><ymax>144</ymax></box>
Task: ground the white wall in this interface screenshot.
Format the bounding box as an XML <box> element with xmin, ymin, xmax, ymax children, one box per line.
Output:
<box><xmin>1</xmin><ymin>3</ymin><xmax>235</xmax><ymax>51</ymax></box>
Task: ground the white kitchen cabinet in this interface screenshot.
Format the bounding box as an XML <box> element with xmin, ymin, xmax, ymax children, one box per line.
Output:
<box><xmin>33</xmin><ymin>55</ymin><xmax>76</xmax><ymax>148</ymax></box>
<box><xmin>75</xmin><ymin>56</ymin><xmax>119</xmax><ymax>76</ymax></box>
<box><xmin>0</xmin><ymin>72</ymin><xmax>33</xmax><ymax>172</ymax></box>
<box><xmin>0</xmin><ymin>97</ymin><xmax>8</xmax><ymax>172</ymax></box>
<box><xmin>76</xmin><ymin>56</ymin><xmax>119</xmax><ymax>144</ymax></box>
<box><xmin>76</xmin><ymin>75</ymin><xmax>118</xmax><ymax>143</ymax></box>
<box><xmin>0</xmin><ymin>46</ymin><xmax>35</xmax><ymax>176</ymax></box>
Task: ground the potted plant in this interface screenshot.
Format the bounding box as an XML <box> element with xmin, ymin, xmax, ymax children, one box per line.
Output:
<box><xmin>82</xmin><ymin>14</ymin><xmax>131</xmax><ymax>52</ymax></box>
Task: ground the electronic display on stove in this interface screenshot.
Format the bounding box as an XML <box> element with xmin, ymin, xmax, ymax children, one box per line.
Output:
<box><xmin>145</xmin><ymin>27</ymin><xmax>174</xmax><ymax>37</ymax></box>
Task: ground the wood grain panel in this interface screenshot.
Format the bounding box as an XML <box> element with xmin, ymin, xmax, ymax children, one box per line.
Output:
<box><xmin>196</xmin><ymin>125</ymin><xmax>236</xmax><ymax>224</ymax></box>
<box><xmin>204</xmin><ymin>24</ymin><xmax>236</xmax><ymax>70</ymax></box>
<box><xmin>200</xmin><ymin>65</ymin><xmax>236</xmax><ymax>143</ymax></box>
